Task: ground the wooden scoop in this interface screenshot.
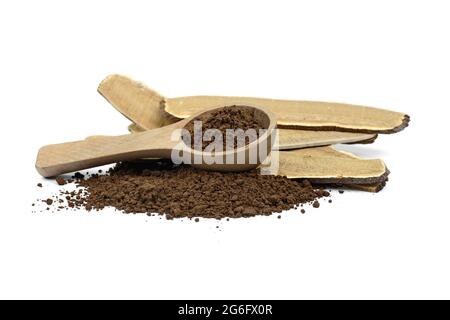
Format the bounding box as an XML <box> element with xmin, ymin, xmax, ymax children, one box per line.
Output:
<box><xmin>35</xmin><ymin>105</ymin><xmax>277</xmax><ymax>178</ymax></box>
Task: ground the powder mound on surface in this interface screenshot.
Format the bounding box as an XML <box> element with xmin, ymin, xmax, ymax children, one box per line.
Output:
<box><xmin>36</xmin><ymin>160</ymin><xmax>331</xmax><ymax>219</ymax></box>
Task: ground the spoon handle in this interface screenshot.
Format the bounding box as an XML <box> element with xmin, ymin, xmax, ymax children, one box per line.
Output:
<box><xmin>35</xmin><ymin>127</ymin><xmax>179</xmax><ymax>178</ymax></box>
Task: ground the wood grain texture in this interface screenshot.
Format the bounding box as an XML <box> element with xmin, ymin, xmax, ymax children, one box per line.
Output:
<box><xmin>36</xmin><ymin>124</ymin><xmax>180</xmax><ymax>178</ymax></box>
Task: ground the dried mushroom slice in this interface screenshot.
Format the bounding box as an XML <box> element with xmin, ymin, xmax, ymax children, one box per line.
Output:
<box><xmin>165</xmin><ymin>96</ymin><xmax>409</xmax><ymax>134</ymax></box>
<box><xmin>127</xmin><ymin>124</ymin><xmax>377</xmax><ymax>150</ymax></box>
<box><xmin>346</xmin><ymin>180</ymin><xmax>388</xmax><ymax>193</ymax></box>
<box><xmin>99</xmin><ymin>75</ymin><xmax>408</xmax><ymax>134</ymax></box>
<box><xmin>277</xmin><ymin>129</ymin><xmax>376</xmax><ymax>150</ymax></box>
<box><xmin>272</xmin><ymin>146</ymin><xmax>389</xmax><ymax>184</ymax></box>
<box><xmin>98</xmin><ymin>74</ymin><xmax>177</xmax><ymax>129</ymax></box>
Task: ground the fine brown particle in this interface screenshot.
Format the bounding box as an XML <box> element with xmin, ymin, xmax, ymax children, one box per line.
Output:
<box><xmin>56</xmin><ymin>177</ymin><xmax>66</xmax><ymax>186</ymax></box>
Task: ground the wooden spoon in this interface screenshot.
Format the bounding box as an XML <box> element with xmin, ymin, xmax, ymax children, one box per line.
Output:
<box><xmin>35</xmin><ymin>105</ymin><xmax>277</xmax><ymax>178</ymax></box>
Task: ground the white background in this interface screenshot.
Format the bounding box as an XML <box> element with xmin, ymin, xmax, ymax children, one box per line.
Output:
<box><xmin>0</xmin><ymin>0</ymin><xmax>449</xmax><ymax>299</ymax></box>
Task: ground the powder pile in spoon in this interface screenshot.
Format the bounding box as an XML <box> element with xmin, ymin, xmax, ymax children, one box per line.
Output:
<box><xmin>183</xmin><ymin>105</ymin><xmax>264</xmax><ymax>151</ymax></box>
